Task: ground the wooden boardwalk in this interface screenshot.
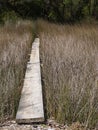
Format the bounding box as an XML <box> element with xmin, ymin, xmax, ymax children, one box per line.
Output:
<box><xmin>16</xmin><ymin>38</ymin><xmax>44</xmax><ymax>123</ymax></box>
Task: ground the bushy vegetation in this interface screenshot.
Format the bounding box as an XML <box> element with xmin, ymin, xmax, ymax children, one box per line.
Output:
<box><xmin>37</xmin><ymin>20</ymin><xmax>98</xmax><ymax>129</ymax></box>
<box><xmin>0</xmin><ymin>0</ymin><xmax>98</xmax><ymax>23</ymax></box>
<box><xmin>0</xmin><ymin>20</ymin><xmax>33</xmax><ymax>123</ymax></box>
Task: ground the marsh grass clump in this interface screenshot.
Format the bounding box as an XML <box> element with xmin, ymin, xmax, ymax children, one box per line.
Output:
<box><xmin>37</xmin><ymin>20</ymin><xmax>98</xmax><ymax>129</ymax></box>
<box><xmin>0</xmin><ymin>20</ymin><xmax>33</xmax><ymax>122</ymax></box>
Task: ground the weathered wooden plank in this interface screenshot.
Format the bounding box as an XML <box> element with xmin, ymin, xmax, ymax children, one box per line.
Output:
<box><xmin>16</xmin><ymin>38</ymin><xmax>44</xmax><ymax>123</ymax></box>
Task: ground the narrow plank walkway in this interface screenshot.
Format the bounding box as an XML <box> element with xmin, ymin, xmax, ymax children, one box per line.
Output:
<box><xmin>16</xmin><ymin>38</ymin><xmax>44</xmax><ymax>123</ymax></box>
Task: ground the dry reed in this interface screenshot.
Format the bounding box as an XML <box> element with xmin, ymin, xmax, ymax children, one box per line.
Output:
<box><xmin>37</xmin><ymin>20</ymin><xmax>98</xmax><ymax>129</ymax></box>
<box><xmin>0</xmin><ymin>20</ymin><xmax>33</xmax><ymax>123</ymax></box>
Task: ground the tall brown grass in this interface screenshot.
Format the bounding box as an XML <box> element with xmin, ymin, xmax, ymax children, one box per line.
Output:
<box><xmin>37</xmin><ymin>20</ymin><xmax>98</xmax><ymax>129</ymax></box>
<box><xmin>0</xmin><ymin>20</ymin><xmax>33</xmax><ymax>123</ymax></box>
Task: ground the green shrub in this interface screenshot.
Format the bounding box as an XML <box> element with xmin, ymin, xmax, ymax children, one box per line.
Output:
<box><xmin>1</xmin><ymin>11</ymin><xmax>19</xmax><ymax>24</ymax></box>
<box><xmin>82</xmin><ymin>6</ymin><xmax>89</xmax><ymax>17</ymax></box>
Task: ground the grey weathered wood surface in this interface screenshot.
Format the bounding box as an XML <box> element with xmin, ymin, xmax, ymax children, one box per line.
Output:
<box><xmin>16</xmin><ymin>38</ymin><xmax>44</xmax><ymax>123</ymax></box>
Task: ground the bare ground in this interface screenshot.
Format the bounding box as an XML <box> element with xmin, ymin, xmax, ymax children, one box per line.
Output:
<box><xmin>0</xmin><ymin>119</ymin><xmax>89</xmax><ymax>130</ymax></box>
